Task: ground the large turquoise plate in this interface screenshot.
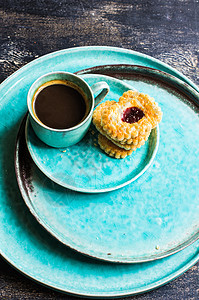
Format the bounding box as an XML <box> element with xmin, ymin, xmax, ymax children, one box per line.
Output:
<box><xmin>0</xmin><ymin>47</ymin><xmax>198</xmax><ymax>296</ymax></box>
<box><xmin>26</xmin><ymin>73</ymin><xmax>159</xmax><ymax>193</ymax></box>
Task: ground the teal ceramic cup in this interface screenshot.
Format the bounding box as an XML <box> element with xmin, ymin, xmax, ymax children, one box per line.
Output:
<box><xmin>27</xmin><ymin>72</ymin><xmax>109</xmax><ymax>148</ymax></box>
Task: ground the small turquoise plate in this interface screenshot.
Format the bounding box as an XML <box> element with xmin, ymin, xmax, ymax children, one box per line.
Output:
<box><xmin>26</xmin><ymin>74</ymin><xmax>159</xmax><ymax>193</ymax></box>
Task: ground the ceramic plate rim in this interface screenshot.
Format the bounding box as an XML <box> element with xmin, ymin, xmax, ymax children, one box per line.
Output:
<box><xmin>1</xmin><ymin>246</ymin><xmax>198</xmax><ymax>298</ymax></box>
<box><xmin>76</xmin><ymin>64</ymin><xmax>199</xmax><ymax>100</ymax></box>
<box><xmin>0</xmin><ymin>46</ymin><xmax>198</xmax><ymax>93</ymax></box>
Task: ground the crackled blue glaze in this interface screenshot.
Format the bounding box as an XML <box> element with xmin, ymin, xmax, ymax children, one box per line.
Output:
<box><xmin>0</xmin><ymin>47</ymin><xmax>198</xmax><ymax>297</ymax></box>
<box><xmin>26</xmin><ymin>74</ymin><xmax>159</xmax><ymax>193</ymax></box>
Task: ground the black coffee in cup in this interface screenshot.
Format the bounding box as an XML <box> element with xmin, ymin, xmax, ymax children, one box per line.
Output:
<box><xmin>33</xmin><ymin>80</ymin><xmax>88</xmax><ymax>129</ymax></box>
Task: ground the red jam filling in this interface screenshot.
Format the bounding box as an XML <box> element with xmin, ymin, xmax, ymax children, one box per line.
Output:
<box><xmin>121</xmin><ymin>107</ymin><xmax>144</xmax><ymax>123</ymax></box>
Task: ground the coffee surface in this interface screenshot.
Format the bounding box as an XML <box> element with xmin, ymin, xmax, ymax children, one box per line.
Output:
<box><xmin>34</xmin><ymin>83</ymin><xmax>87</xmax><ymax>129</ymax></box>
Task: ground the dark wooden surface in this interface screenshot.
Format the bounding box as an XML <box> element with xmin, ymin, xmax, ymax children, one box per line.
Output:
<box><xmin>0</xmin><ymin>0</ymin><xmax>198</xmax><ymax>299</ymax></box>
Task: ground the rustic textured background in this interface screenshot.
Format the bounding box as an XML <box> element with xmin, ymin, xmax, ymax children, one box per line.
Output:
<box><xmin>0</xmin><ymin>0</ymin><xmax>198</xmax><ymax>299</ymax></box>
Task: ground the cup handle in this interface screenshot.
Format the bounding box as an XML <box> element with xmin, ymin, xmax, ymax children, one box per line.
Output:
<box><xmin>90</xmin><ymin>81</ymin><xmax>110</xmax><ymax>107</ymax></box>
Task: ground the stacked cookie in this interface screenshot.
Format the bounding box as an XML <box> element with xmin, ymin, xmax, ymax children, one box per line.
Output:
<box><xmin>93</xmin><ymin>90</ymin><xmax>162</xmax><ymax>158</ymax></box>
